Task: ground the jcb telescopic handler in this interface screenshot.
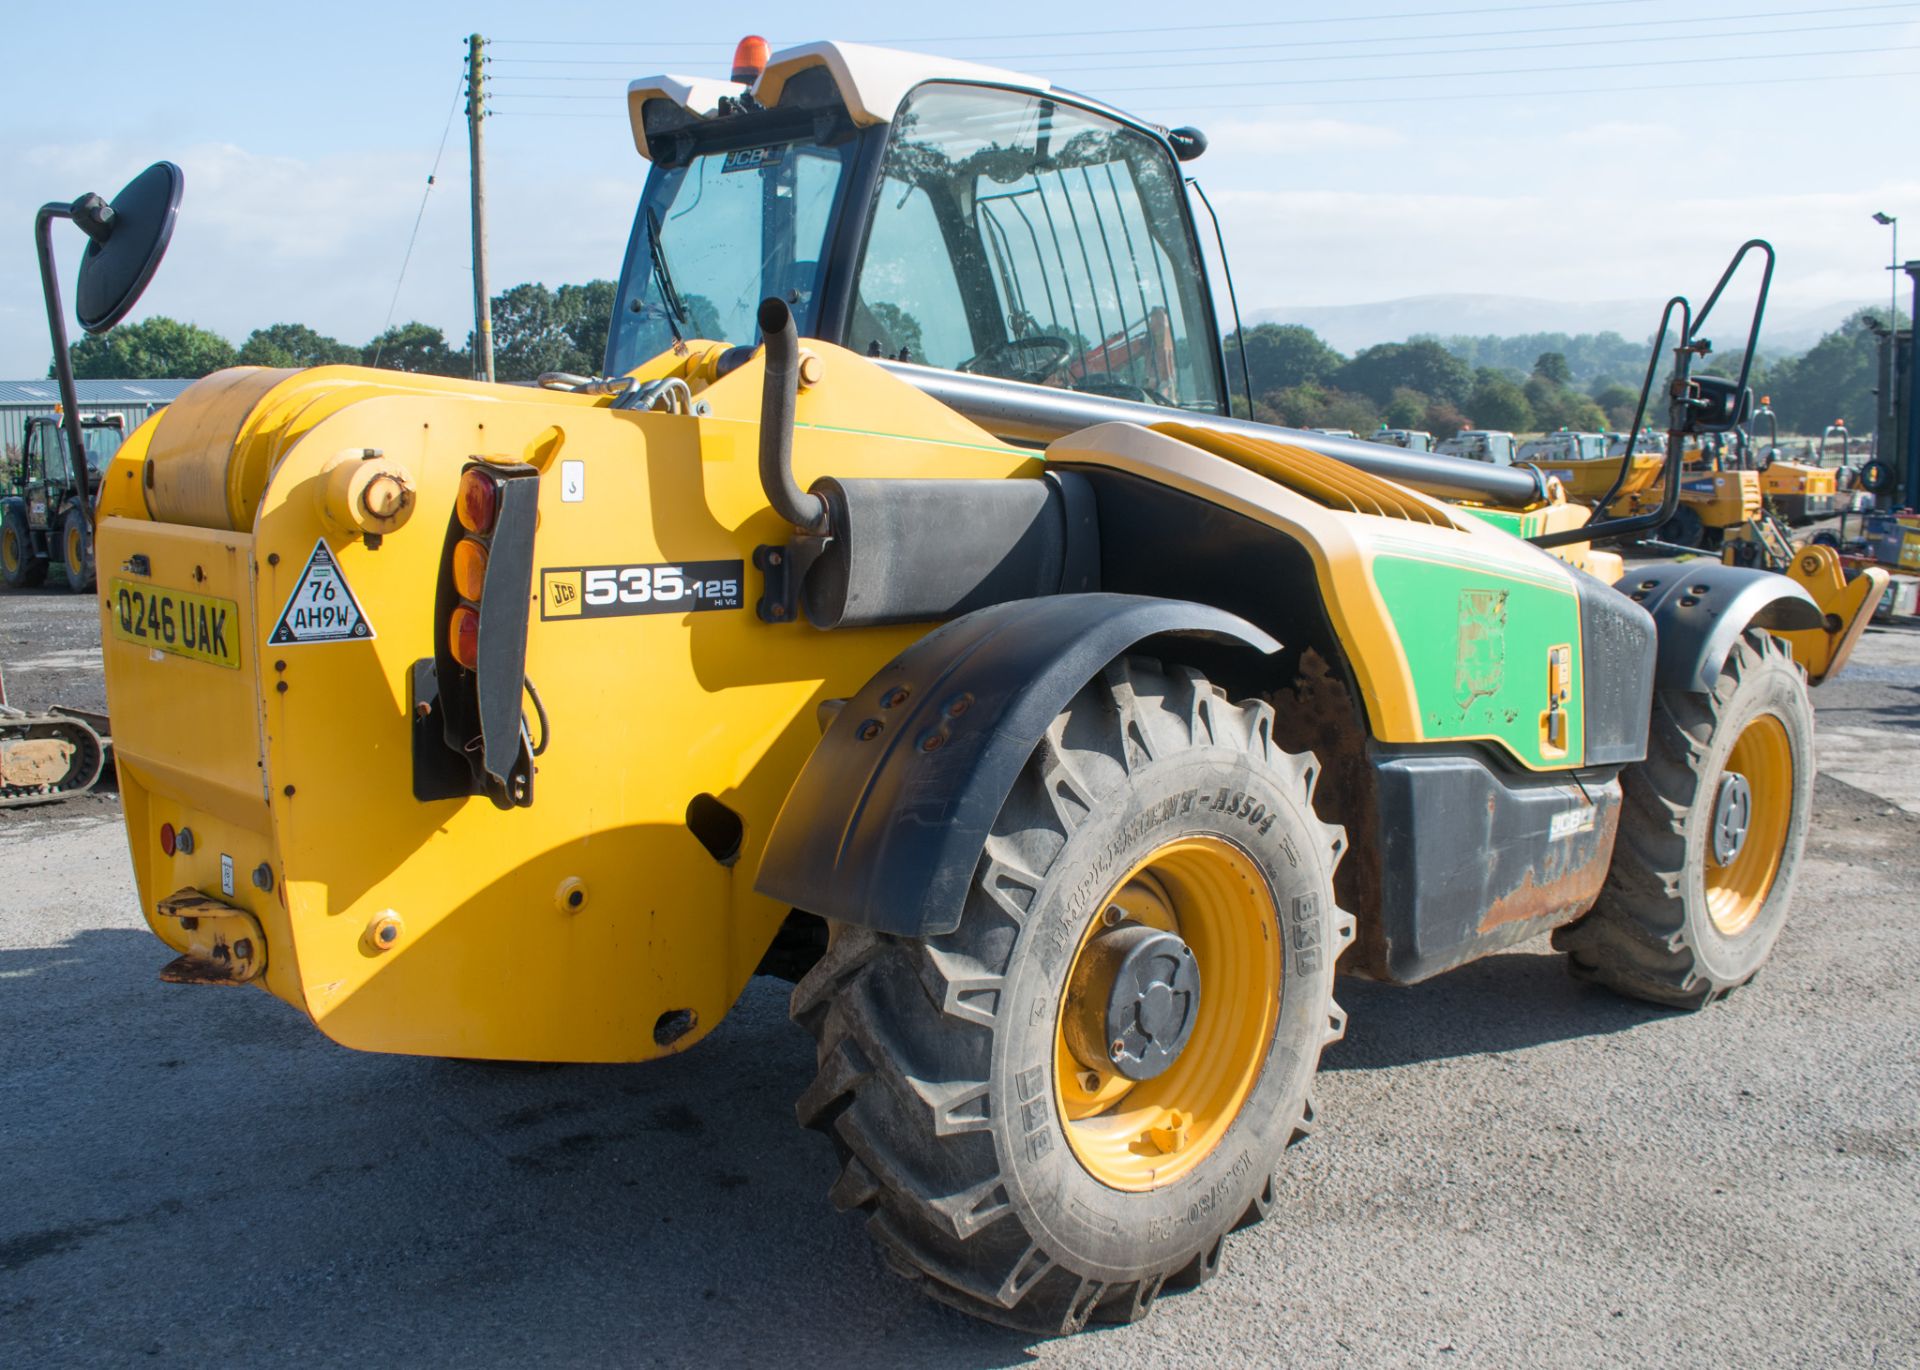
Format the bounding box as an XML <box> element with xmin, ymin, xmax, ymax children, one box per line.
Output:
<box><xmin>48</xmin><ymin>40</ymin><xmax>1873</xmax><ymax>1333</ymax></box>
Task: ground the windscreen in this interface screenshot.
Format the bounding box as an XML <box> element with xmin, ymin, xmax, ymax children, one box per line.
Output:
<box><xmin>851</xmin><ymin>84</ymin><xmax>1225</xmax><ymax>413</ymax></box>
<box><xmin>607</xmin><ymin>137</ymin><xmax>855</xmax><ymax>371</ymax></box>
<box><xmin>81</xmin><ymin>424</ymin><xmax>123</xmax><ymax>475</ymax></box>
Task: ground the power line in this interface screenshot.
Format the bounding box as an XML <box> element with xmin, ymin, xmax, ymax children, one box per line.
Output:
<box><xmin>1128</xmin><ymin>61</ymin><xmax>1920</xmax><ymax>109</ymax></box>
<box><xmin>371</xmin><ymin>71</ymin><xmax>465</xmax><ymax>368</ymax></box>
<box><xmin>1094</xmin><ymin>38</ymin><xmax>1920</xmax><ymax>91</ymax></box>
<box><xmin>486</xmin><ymin>14</ymin><xmax>1920</xmax><ymax>88</ymax></box>
<box><xmin>495</xmin><ymin>0</ymin><xmax>1660</xmax><ymax>50</ymax></box>
<box><xmin>1034</xmin><ymin>16</ymin><xmax>1917</xmax><ymax>73</ymax></box>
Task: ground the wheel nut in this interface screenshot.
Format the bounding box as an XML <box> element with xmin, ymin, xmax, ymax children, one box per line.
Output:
<box><xmin>1110</xmin><ymin>1038</ymin><xmax>1127</xmax><ymax>1060</ymax></box>
<box><xmin>1078</xmin><ymin>1070</ymin><xmax>1101</xmax><ymax>1093</ymax></box>
<box><xmin>1102</xmin><ymin>904</ymin><xmax>1125</xmax><ymax>927</ymax></box>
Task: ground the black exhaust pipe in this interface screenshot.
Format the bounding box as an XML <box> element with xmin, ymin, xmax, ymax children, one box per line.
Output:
<box><xmin>757</xmin><ymin>298</ymin><xmax>830</xmax><ymax>535</ymax></box>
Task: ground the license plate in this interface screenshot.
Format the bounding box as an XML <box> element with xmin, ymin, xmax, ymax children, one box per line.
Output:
<box><xmin>110</xmin><ymin>579</ymin><xmax>242</xmax><ymax>669</ymax></box>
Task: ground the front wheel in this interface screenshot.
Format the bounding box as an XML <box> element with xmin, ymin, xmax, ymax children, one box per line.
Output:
<box><xmin>61</xmin><ymin>507</ymin><xmax>94</xmax><ymax>593</ymax></box>
<box><xmin>1557</xmin><ymin>631</ymin><xmax>1813</xmax><ymax>1007</ymax></box>
<box><xmin>791</xmin><ymin>658</ymin><xmax>1352</xmax><ymax>1332</ymax></box>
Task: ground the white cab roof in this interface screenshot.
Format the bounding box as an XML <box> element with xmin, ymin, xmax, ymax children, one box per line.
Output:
<box><xmin>626</xmin><ymin>40</ymin><xmax>1051</xmax><ymax>159</ymax></box>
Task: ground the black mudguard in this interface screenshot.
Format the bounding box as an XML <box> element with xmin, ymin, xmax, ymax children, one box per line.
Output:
<box><xmin>1617</xmin><ymin>560</ymin><xmax>1822</xmax><ymax>694</ymax></box>
<box><xmin>755</xmin><ymin>593</ymin><xmax>1280</xmax><ymax>938</ymax></box>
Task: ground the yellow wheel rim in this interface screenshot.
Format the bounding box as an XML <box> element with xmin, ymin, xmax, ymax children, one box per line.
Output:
<box><xmin>1053</xmin><ymin>837</ymin><xmax>1281</xmax><ymax>1192</ymax></box>
<box><xmin>65</xmin><ymin>524</ymin><xmax>83</xmax><ymax>575</ymax></box>
<box><xmin>1704</xmin><ymin>714</ymin><xmax>1793</xmax><ymax>937</ymax></box>
<box><xmin>1</xmin><ymin>526</ymin><xmax>18</xmax><ymax>574</ymax></box>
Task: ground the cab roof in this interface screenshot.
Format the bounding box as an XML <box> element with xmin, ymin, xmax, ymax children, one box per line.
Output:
<box><xmin>626</xmin><ymin>40</ymin><xmax>1052</xmax><ymax>160</ymax></box>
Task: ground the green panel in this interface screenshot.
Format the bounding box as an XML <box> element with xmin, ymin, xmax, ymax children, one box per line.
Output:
<box><xmin>1456</xmin><ymin>506</ymin><xmax>1546</xmax><ymax>538</ymax></box>
<box><xmin>1372</xmin><ymin>554</ymin><xmax>1583</xmax><ymax>769</ymax></box>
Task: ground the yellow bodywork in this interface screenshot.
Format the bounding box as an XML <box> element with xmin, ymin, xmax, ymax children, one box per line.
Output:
<box><xmin>1774</xmin><ymin>544</ymin><xmax>1888</xmax><ymax>684</ymax></box>
<box><xmin>96</xmin><ymin>345</ymin><xmax>1577</xmax><ymax>1062</ymax></box>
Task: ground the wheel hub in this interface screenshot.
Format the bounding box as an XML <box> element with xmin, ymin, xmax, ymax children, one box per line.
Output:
<box><xmin>1711</xmin><ymin>771</ymin><xmax>1752</xmax><ymax>866</ymax></box>
<box><xmin>1066</xmin><ymin>923</ymin><xmax>1201</xmax><ymax>1082</ymax></box>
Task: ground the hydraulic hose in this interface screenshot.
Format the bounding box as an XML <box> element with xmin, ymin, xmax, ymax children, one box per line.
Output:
<box><xmin>757</xmin><ymin>298</ymin><xmax>830</xmax><ymax>535</ymax></box>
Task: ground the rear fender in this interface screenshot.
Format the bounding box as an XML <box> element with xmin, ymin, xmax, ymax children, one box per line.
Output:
<box><xmin>754</xmin><ymin>593</ymin><xmax>1279</xmax><ymax>937</ymax></box>
<box><xmin>1619</xmin><ymin>560</ymin><xmax>1821</xmax><ymax>693</ymax></box>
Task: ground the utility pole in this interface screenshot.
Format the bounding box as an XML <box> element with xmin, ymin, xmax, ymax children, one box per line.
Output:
<box><xmin>466</xmin><ymin>33</ymin><xmax>494</xmax><ymax>383</ymax></box>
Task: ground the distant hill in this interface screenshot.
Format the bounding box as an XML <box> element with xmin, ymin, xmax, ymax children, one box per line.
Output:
<box><xmin>1248</xmin><ymin>294</ymin><xmax>1877</xmax><ymax>357</ymax></box>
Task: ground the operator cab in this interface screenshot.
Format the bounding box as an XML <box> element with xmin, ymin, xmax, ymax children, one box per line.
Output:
<box><xmin>608</xmin><ymin>42</ymin><xmax>1229</xmax><ymax>416</ymax></box>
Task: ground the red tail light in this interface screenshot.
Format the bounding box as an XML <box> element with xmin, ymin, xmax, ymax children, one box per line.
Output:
<box><xmin>457</xmin><ymin>468</ymin><xmax>499</xmax><ymax>534</ymax></box>
<box><xmin>159</xmin><ymin>822</ymin><xmax>176</xmax><ymax>857</ymax></box>
<box><xmin>449</xmin><ymin>605</ymin><xmax>480</xmax><ymax>669</ymax></box>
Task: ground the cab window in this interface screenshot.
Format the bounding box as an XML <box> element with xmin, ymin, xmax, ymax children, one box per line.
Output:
<box><xmin>851</xmin><ymin>84</ymin><xmax>1224</xmax><ymax>413</ymax></box>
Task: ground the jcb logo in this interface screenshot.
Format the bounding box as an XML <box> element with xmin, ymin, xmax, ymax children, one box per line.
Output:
<box><xmin>543</xmin><ymin>571</ymin><xmax>584</xmax><ymax>618</ymax></box>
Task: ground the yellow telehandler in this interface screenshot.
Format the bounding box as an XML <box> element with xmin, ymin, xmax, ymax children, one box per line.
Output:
<box><xmin>40</xmin><ymin>40</ymin><xmax>1872</xmax><ymax>1332</ymax></box>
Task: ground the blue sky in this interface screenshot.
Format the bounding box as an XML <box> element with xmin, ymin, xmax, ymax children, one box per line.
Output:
<box><xmin>3</xmin><ymin>0</ymin><xmax>1917</xmax><ymax>375</ymax></box>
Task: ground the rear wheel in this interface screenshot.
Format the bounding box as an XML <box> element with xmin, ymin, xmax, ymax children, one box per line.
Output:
<box><xmin>1557</xmin><ymin>631</ymin><xmax>1812</xmax><ymax>1007</ymax></box>
<box><xmin>61</xmin><ymin>508</ymin><xmax>94</xmax><ymax>593</ymax></box>
<box><xmin>792</xmin><ymin>658</ymin><xmax>1352</xmax><ymax>1332</ymax></box>
<box><xmin>2</xmin><ymin>505</ymin><xmax>47</xmax><ymax>589</ymax></box>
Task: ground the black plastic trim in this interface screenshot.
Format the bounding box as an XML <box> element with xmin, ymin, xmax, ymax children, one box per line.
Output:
<box><xmin>754</xmin><ymin>593</ymin><xmax>1279</xmax><ymax>938</ymax></box>
<box><xmin>1361</xmin><ymin>750</ymin><xmax>1623</xmax><ymax>983</ymax></box>
<box><xmin>1569</xmin><ymin>564</ymin><xmax>1655</xmax><ymax>766</ymax></box>
<box><xmin>1616</xmin><ymin>559</ymin><xmax>1821</xmax><ymax>694</ymax></box>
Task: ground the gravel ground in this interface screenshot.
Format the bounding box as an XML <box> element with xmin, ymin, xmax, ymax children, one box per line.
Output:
<box><xmin>2</xmin><ymin>595</ymin><xmax>1916</xmax><ymax>1368</ymax></box>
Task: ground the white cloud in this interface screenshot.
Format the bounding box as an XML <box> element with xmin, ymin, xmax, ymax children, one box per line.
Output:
<box><xmin>0</xmin><ymin>138</ymin><xmax>642</xmax><ymax>377</ymax></box>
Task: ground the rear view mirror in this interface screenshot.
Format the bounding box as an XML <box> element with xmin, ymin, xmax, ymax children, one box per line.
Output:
<box><xmin>1687</xmin><ymin>375</ymin><xmax>1749</xmax><ymax>433</ymax></box>
<box><xmin>73</xmin><ymin>161</ymin><xmax>184</xmax><ymax>333</ymax></box>
<box><xmin>34</xmin><ymin>160</ymin><xmax>185</xmax><ymax>563</ymax></box>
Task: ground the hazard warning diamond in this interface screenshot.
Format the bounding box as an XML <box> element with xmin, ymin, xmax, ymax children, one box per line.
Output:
<box><xmin>268</xmin><ymin>539</ymin><xmax>375</xmax><ymax>645</ymax></box>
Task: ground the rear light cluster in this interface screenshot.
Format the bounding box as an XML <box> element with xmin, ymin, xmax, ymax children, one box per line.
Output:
<box><xmin>448</xmin><ymin>466</ymin><xmax>501</xmax><ymax>669</ymax></box>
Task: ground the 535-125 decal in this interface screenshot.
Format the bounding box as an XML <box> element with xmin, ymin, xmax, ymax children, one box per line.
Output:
<box><xmin>541</xmin><ymin>560</ymin><xmax>744</xmax><ymax>620</ymax></box>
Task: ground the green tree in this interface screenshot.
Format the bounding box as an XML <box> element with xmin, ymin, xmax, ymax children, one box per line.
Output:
<box><xmin>1384</xmin><ymin>386</ymin><xmax>1429</xmax><ymax>429</ymax></box>
<box><xmin>62</xmin><ymin>316</ymin><xmax>235</xmax><ymax>379</ymax></box>
<box><xmin>1227</xmin><ymin>323</ymin><xmax>1345</xmax><ymax>397</ymax></box>
<box><xmin>1335</xmin><ymin>340</ymin><xmax>1471</xmax><ymax>408</ymax></box>
<box><xmin>364</xmin><ymin>322</ymin><xmax>469</xmax><ymax>376</ymax></box>
<box><xmin>1466</xmin><ymin>368</ymin><xmax>1534</xmax><ymax>432</ymax></box>
<box><xmin>1422</xmin><ymin>399</ymin><xmax>1469</xmax><ymax>442</ymax></box>
<box><xmin>1765</xmin><ymin>309</ymin><xmax>1894</xmax><ymax>432</ymax></box>
<box><xmin>1592</xmin><ymin>382</ymin><xmax>1642</xmax><ymax>429</ymax></box>
<box><xmin>481</xmin><ymin>279</ymin><xmax>622</xmax><ymax>380</ymax></box>
<box><xmin>558</xmin><ymin>279</ymin><xmax>617</xmax><ymax>372</ymax></box>
<box><xmin>1532</xmin><ymin>351</ymin><xmax>1571</xmax><ymax>385</ymax></box>
<box><xmin>237</xmin><ymin>322</ymin><xmax>361</xmax><ymax>369</ymax></box>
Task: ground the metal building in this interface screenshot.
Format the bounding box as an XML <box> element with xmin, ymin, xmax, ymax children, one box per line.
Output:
<box><xmin>1</xmin><ymin>378</ymin><xmax>192</xmax><ymax>470</ymax></box>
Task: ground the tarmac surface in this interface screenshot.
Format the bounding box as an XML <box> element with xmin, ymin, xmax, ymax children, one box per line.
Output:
<box><xmin>2</xmin><ymin>587</ymin><xmax>1917</xmax><ymax>1367</ymax></box>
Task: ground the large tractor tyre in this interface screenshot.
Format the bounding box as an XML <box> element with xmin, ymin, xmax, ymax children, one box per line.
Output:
<box><xmin>791</xmin><ymin>657</ymin><xmax>1353</xmax><ymax>1333</ymax></box>
<box><xmin>1660</xmin><ymin>505</ymin><xmax>1706</xmax><ymax>549</ymax></box>
<box><xmin>1556</xmin><ymin>631</ymin><xmax>1813</xmax><ymax>1009</ymax></box>
<box><xmin>2</xmin><ymin>505</ymin><xmax>47</xmax><ymax>589</ymax></box>
<box><xmin>1857</xmin><ymin>459</ymin><xmax>1893</xmax><ymax>495</ymax></box>
<box><xmin>61</xmin><ymin>508</ymin><xmax>95</xmax><ymax>593</ymax></box>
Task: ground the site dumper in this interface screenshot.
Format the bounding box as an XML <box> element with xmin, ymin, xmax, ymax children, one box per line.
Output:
<box><xmin>60</xmin><ymin>41</ymin><xmax>1853</xmax><ymax>1333</ymax></box>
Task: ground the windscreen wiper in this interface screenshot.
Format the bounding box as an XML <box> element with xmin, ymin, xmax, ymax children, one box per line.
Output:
<box><xmin>645</xmin><ymin>206</ymin><xmax>689</xmax><ymax>342</ymax></box>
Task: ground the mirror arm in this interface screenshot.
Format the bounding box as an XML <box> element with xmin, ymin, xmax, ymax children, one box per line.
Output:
<box><xmin>1533</xmin><ymin>296</ymin><xmax>1693</xmax><ymax>549</ymax></box>
<box><xmin>35</xmin><ymin>202</ymin><xmax>93</xmax><ymax>524</ymax></box>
